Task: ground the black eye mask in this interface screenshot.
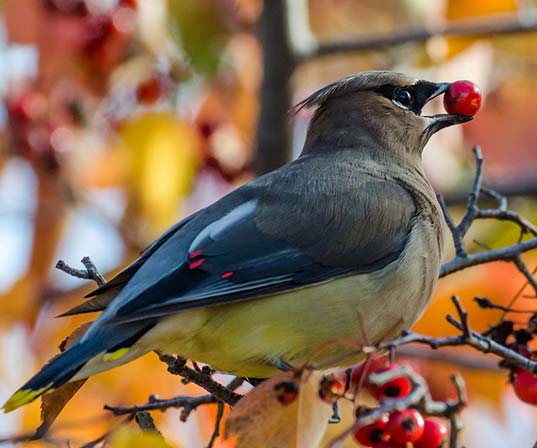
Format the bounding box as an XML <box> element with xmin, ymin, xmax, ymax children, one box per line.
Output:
<box><xmin>375</xmin><ymin>80</ymin><xmax>441</xmax><ymax>115</ymax></box>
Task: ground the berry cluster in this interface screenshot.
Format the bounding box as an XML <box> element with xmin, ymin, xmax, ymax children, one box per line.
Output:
<box><xmin>275</xmin><ymin>356</ymin><xmax>453</xmax><ymax>448</ymax></box>
<box><xmin>4</xmin><ymin>0</ymin><xmax>180</xmax><ymax>171</ymax></box>
<box><xmin>349</xmin><ymin>358</ymin><xmax>448</xmax><ymax>448</ymax></box>
<box><xmin>41</xmin><ymin>0</ymin><xmax>139</xmax><ymax>75</ymax></box>
<box><xmin>6</xmin><ymin>88</ymin><xmax>66</xmax><ymax>171</ymax></box>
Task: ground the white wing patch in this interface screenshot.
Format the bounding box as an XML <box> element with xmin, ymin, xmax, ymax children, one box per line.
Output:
<box><xmin>189</xmin><ymin>199</ymin><xmax>257</xmax><ymax>252</ymax></box>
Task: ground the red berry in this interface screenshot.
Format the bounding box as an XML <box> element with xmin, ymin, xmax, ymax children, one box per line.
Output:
<box><xmin>319</xmin><ymin>375</ymin><xmax>346</xmax><ymax>404</ymax></box>
<box><xmin>83</xmin><ymin>15</ymin><xmax>114</xmax><ymax>52</ymax></box>
<box><xmin>414</xmin><ymin>418</ymin><xmax>448</xmax><ymax>448</ymax></box>
<box><xmin>136</xmin><ymin>74</ymin><xmax>171</xmax><ymax>105</ymax></box>
<box><xmin>387</xmin><ymin>409</ymin><xmax>425</xmax><ymax>444</ymax></box>
<box><xmin>372</xmin><ymin>365</ymin><xmax>412</xmax><ymax>401</ymax></box>
<box><xmin>8</xmin><ymin>91</ymin><xmax>47</xmax><ymax>123</ymax></box>
<box><xmin>274</xmin><ymin>381</ymin><xmax>299</xmax><ymax>406</ymax></box>
<box><xmin>513</xmin><ymin>368</ymin><xmax>537</xmax><ymax>405</ymax></box>
<box><xmin>351</xmin><ymin>414</ymin><xmax>389</xmax><ymax>446</ymax></box>
<box><xmin>350</xmin><ymin>356</ymin><xmax>389</xmax><ymax>389</ymax></box>
<box><xmin>443</xmin><ymin>80</ymin><xmax>482</xmax><ymax>116</ymax></box>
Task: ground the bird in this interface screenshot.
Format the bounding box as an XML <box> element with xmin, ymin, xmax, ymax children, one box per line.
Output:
<box><xmin>4</xmin><ymin>71</ymin><xmax>472</xmax><ymax>412</ymax></box>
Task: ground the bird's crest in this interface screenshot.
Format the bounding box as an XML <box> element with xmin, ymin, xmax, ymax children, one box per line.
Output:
<box><xmin>292</xmin><ymin>70</ymin><xmax>417</xmax><ymax>114</ymax></box>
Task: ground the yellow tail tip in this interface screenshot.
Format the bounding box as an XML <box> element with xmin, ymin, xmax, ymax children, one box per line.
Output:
<box><xmin>3</xmin><ymin>385</ymin><xmax>52</xmax><ymax>413</ymax></box>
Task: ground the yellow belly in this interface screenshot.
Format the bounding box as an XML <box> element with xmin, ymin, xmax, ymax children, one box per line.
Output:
<box><xmin>139</xmin><ymin>220</ymin><xmax>441</xmax><ymax>378</ymax></box>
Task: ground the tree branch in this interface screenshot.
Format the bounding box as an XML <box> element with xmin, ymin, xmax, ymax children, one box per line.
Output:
<box><xmin>156</xmin><ymin>353</ymin><xmax>242</xmax><ymax>406</ymax></box>
<box><xmin>254</xmin><ymin>0</ymin><xmax>295</xmax><ymax>175</ymax></box>
<box><xmin>105</xmin><ymin>394</ymin><xmax>218</xmax><ymax>416</ymax></box>
<box><xmin>439</xmin><ymin>146</ymin><xmax>537</xmax><ymax>279</ymax></box>
<box><xmin>299</xmin><ymin>14</ymin><xmax>537</xmax><ymax>60</ymax></box>
<box><xmin>382</xmin><ymin>296</ymin><xmax>537</xmax><ymax>374</ymax></box>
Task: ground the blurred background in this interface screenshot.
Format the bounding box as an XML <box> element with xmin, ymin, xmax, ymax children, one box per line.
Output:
<box><xmin>1</xmin><ymin>0</ymin><xmax>537</xmax><ymax>446</ymax></box>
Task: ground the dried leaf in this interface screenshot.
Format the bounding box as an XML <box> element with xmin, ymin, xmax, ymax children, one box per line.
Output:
<box><xmin>225</xmin><ymin>371</ymin><xmax>332</xmax><ymax>448</ymax></box>
<box><xmin>36</xmin><ymin>322</ymin><xmax>93</xmax><ymax>437</ymax></box>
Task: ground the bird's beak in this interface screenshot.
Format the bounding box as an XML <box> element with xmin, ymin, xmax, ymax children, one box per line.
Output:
<box><xmin>422</xmin><ymin>82</ymin><xmax>473</xmax><ymax>137</ymax></box>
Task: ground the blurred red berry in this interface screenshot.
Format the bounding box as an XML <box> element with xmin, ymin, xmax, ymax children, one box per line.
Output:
<box><xmin>83</xmin><ymin>14</ymin><xmax>114</xmax><ymax>54</ymax></box>
<box><xmin>119</xmin><ymin>0</ymin><xmax>137</xmax><ymax>8</ymax></box>
<box><xmin>414</xmin><ymin>418</ymin><xmax>448</xmax><ymax>448</ymax></box>
<box><xmin>372</xmin><ymin>365</ymin><xmax>412</xmax><ymax>401</ymax></box>
<box><xmin>387</xmin><ymin>409</ymin><xmax>425</xmax><ymax>444</ymax></box>
<box><xmin>513</xmin><ymin>368</ymin><xmax>537</xmax><ymax>405</ymax></box>
<box><xmin>319</xmin><ymin>376</ymin><xmax>346</xmax><ymax>404</ymax></box>
<box><xmin>198</xmin><ymin>121</ymin><xmax>219</xmax><ymax>139</ymax></box>
<box><xmin>136</xmin><ymin>74</ymin><xmax>171</xmax><ymax>105</ymax></box>
<box><xmin>274</xmin><ymin>381</ymin><xmax>299</xmax><ymax>406</ymax></box>
<box><xmin>8</xmin><ymin>91</ymin><xmax>47</xmax><ymax>123</ymax></box>
<box><xmin>443</xmin><ymin>80</ymin><xmax>482</xmax><ymax>117</ymax></box>
<box><xmin>351</xmin><ymin>413</ymin><xmax>389</xmax><ymax>446</ymax></box>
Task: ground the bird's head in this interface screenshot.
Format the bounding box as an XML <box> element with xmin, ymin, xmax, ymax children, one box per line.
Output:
<box><xmin>297</xmin><ymin>71</ymin><xmax>473</xmax><ymax>163</ymax></box>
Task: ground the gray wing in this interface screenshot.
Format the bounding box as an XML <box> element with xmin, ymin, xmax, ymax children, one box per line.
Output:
<box><xmin>69</xmin><ymin>156</ymin><xmax>417</xmax><ymax>326</ymax></box>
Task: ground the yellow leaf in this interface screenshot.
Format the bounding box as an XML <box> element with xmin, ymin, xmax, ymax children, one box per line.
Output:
<box><xmin>118</xmin><ymin>113</ymin><xmax>201</xmax><ymax>234</ymax></box>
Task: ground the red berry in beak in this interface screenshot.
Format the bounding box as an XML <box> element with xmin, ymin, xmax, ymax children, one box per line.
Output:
<box><xmin>443</xmin><ymin>80</ymin><xmax>482</xmax><ymax>117</ymax></box>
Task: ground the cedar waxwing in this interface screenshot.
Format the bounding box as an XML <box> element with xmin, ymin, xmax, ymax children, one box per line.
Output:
<box><xmin>4</xmin><ymin>71</ymin><xmax>473</xmax><ymax>411</ymax></box>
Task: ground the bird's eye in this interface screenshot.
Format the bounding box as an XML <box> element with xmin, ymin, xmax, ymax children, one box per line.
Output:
<box><xmin>392</xmin><ymin>89</ymin><xmax>413</xmax><ymax>110</ymax></box>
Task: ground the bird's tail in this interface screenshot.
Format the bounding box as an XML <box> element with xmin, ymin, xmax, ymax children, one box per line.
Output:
<box><xmin>3</xmin><ymin>324</ymin><xmax>151</xmax><ymax>412</ymax></box>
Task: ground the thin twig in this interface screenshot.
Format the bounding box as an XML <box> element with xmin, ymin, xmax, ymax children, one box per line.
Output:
<box><xmin>448</xmin><ymin>374</ymin><xmax>467</xmax><ymax>448</ymax></box>
<box><xmin>105</xmin><ymin>394</ymin><xmax>217</xmax><ymax>416</ymax></box>
<box><xmin>55</xmin><ymin>257</ymin><xmax>106</xmax><ymax>287</ymax></box>
<box><xmin>513</xmin><ymin>256</ymin><xmax>537</xmax><ymax>297</ymax></box>
<box><xmin>440</xmin><ymin>236</ymin><xmax>537</xmax><ymax>277</ymax></box>
<box><xmin>475</xmin><ymin>209</ymin><xmax>537</xmax><ymax>236</ymax></box>
<box><xmin>438</xmin><ymin>194</ymin><xmax>467</xmax><ymax>258</ymax></box>
<box><xmin>439</xmin><ymin>146</ymin><xmax>537</xmax><ymax>280</ymax></box>
<box><xmin>458</xmin><ymin>146</ymin><xmax>484</xmax><ymax>236</ymax></box>
<box><xmin>156</xmin><ymin>353</ymin><xmax>242</xmax><ymax>406</ymax></box>
<box><xmin>381</xmin><ymin>297</ymin><xmax>537</xmax><ymax>374</ymax></box>
<box><xmin>502</xmin><ymin>264</ymin><xmax>537</xmax><ymax>321</ymax></box>
<box><xmin>206</xmin><ymin>402</ymin><xmax>225</xmax><ymax>448</ymax></box>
